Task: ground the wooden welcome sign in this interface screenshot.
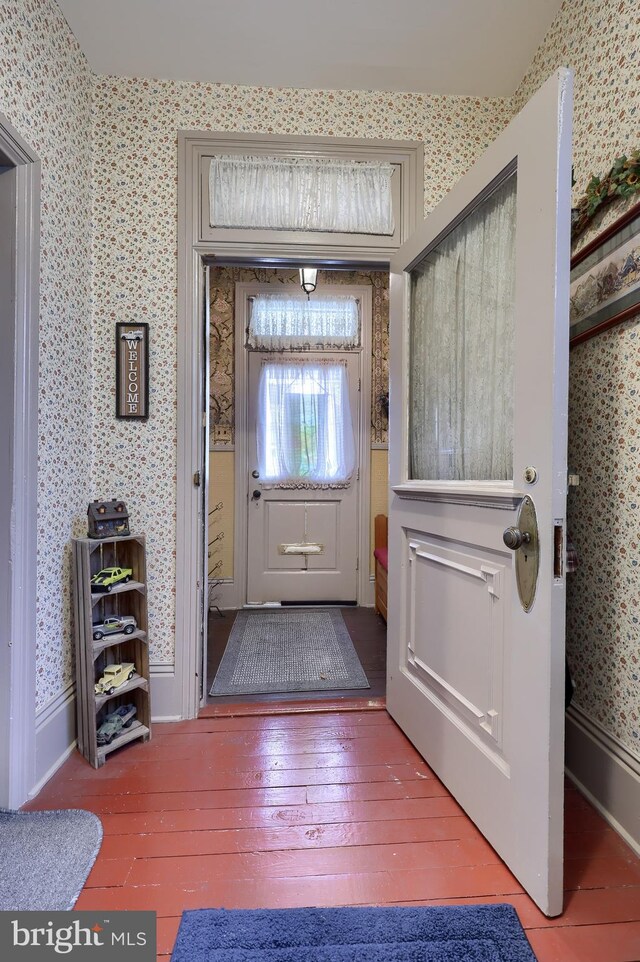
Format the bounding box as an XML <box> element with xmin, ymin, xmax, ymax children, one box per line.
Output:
<box><xmin>116</xmin><ymin>322</ymin><xmax>149</xmax><ymax>419</ymax></box>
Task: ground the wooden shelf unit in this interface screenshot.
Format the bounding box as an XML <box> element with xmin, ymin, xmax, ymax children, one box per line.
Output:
<box><xmin>73</xmin><ymin>534</ymin><xmax>152</xmax><ymax>768</ymax></box>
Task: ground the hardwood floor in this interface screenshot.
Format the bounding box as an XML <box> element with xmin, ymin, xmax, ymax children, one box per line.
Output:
<box><xmin>206</xmin><ymin>606</ymin><xmax>387</xmax><ymax>705</ymax></box>
<box><xmin>25</xmin><ymin>708</ymin><xmax>640</xmax><ymax>962</ymax></box>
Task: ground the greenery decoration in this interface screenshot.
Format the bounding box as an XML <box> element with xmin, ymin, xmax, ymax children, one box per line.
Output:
<box><xmin>572</xmin><ymin>150</ymin><xmax>640</xmax><ymax>240</ymax></box>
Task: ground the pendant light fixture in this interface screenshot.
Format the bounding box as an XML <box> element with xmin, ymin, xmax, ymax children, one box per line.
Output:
<box><xmin>299</xmin><ymin>267</ymin><xmax>318</xmax><ymax>298</ymax></box>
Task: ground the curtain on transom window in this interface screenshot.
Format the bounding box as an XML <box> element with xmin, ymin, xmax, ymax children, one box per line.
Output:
<box><xmin>209</xmin><ymin>155</ymin><xmax>394</xmax><ymax>234</ymax></box>
<box><xmin>248</xmin><ymin>293</ymin><xmax>359</xmax><ymax>351</ymax></box>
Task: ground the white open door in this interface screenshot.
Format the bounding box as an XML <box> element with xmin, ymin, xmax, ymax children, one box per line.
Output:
<box><xmin>387</xmin><ymin>70</ymin><xmax>573</xmax><ymax>916</ymax></box>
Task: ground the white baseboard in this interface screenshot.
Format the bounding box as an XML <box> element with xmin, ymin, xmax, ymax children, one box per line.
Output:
<box><xmin>209</xmin><ymin>579</ymin><xmax>239</xmax><ymax>610</ymax></box>
<box><xmin>565</xmin><ymin>703</ymin><xmax>640</xmax><ymax>855</ymax></box>
<box><xmin>361</xmin><ymin>574</ymin><xmax>375</xmax><ymax>608</ymax></box>
<box><xmin>149</xmin><ymin>664</ymin><xmax>183</xmax><ymax>720</ymax></box>
<box><xmin>29</xmin><ymin>667</ymin><xmax>185</xmax><ymax>800</ymax></box>
<box><xmin>31</xmin><ymin>683</ymin><xmax>77</xmax><ymax>797</ymax></box>
<box><xmin>209</xmin><ymin>581</ymin><xmax>376</xmax><ymax>610</ymax></box>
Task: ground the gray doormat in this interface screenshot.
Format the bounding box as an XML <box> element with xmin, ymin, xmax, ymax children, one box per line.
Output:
<box><xmin>0</xmin><ymin>808</ymin><xmax>103</xmax><ymax>910</ymax></box>
<box><xmin>210</xmin><ymin>608</ymin><xmax>370</xmax><ymax>696</ymax></box>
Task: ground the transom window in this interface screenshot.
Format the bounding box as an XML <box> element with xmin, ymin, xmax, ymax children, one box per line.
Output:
<box><xmin>248</xmin><ymin>293</ymin><xmax>360</xmax><ymax>351</ymax></box>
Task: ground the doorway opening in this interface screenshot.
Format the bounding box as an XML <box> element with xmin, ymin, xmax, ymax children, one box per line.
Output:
<box><xmin>203</xmin><ymin>265</ymin><xmax>389</xmax><ymax>706</ymax></box>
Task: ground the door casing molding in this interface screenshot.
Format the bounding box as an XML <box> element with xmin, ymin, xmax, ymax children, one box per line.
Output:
<box><xmin>177</xmin><ymin>130</ymin><xmax>423</xmax><ymax>719</ymax></box>
<box><xmin>0</xmin><ymin>113</ymin><xmax>40</xmax><ymax>807</ymax></box>
<box><xmin>220</xmin><ymin>281</ymin><xmax>373</xmax><ymax>612</ymax></box>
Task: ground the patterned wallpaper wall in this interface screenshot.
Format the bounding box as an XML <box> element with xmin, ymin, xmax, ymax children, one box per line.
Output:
<box><xmin>91</xmin><ymin>77</ymin><xmax>509</xmax><ymax>666</ymax></box>
<box><xmin>5</xmin><ymin>0</ymin><xmax>636</xmax><ymax>749</ymax></box>
<box><xmin>0</xmin><ymin>0</ymin><xmax>92</xmax><ymax>711</ymax></box>
<box><xmin>513</xmin><ymin>0</ymin><xmax>640</xmax><ymax>755</ymax></box>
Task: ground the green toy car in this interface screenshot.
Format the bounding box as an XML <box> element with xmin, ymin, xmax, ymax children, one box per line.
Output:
<box><xmin>96</xmin><ymin>704</ymin><xmax>137</xmax><ymax>745</ymax></box>
<box><xmin>90</xmin><ymin>566</ymin><xmax>133</xmax><ymax>592</ymax></box>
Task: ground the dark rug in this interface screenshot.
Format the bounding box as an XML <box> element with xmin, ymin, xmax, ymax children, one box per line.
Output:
<box><xmin>171</xmin><ymin>905</ymin><xmax>537</xmax><ymax>962</ymax></box>
<box><xmin>210</xmin><ymin>608</ymin><xmax>369</xmax><ymax>696</ymax></box>
<box><xmin>0</xmin><ymin>808</ymin><xmax>103</xmax><ymax>910</ymax></box>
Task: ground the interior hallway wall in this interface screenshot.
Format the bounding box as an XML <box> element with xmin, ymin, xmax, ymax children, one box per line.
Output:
<box><xmin>0</xmin><ymin>0</ymin><xmax>92</xmax><ymax>721</ymax></box>
<box><xmin>90</xmin><ymin>76</ymin><xmax>510</xmax><ymax>666</ymax></box>
<box><xmin>513</xmin><ymin>0</ymin><xmax>640</xmax><ymax>759</ymax></box>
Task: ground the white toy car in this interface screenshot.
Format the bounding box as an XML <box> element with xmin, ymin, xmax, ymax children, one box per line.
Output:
<box><xmin>94</xmin><ymin>662</ymin><xmax>135</xmax><ymax>695</ymax></box>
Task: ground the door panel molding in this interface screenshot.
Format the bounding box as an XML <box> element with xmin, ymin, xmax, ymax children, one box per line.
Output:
<box><xmin>392</xmin><ymin>482</ymin><xmax>521</xmax><ymax>510</ymax></box>
<box><xmin>405</xmin><ymin>534</ymin><xmax>506</xmax><ymax>753</ymax></box>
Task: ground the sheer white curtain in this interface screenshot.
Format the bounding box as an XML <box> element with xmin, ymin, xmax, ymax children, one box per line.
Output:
<box><xmin>257</xmin><ymin>359</ymin><xmax>356</xmax><ymax>489</ymax></box>
<box><xmin>210</xmin><ymin>155</ymin><xmax>394</xmax><ymax>235</ymax></box>
<box><xmin>409</xmin><ymin>174</ymin><xmax>517</xmax><ymax>481</ymax></box>
<box><xmin>249</xmin><ymin>294</ymin><xmax>359</xmax><ymax>351</ymax></box>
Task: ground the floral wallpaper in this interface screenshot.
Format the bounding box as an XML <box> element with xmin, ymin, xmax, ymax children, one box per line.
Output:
<box><xmin>568</xmin><ymin>320</ymin><xmax>639</xmax><ymax>751</ymax></box>
<box><xmin>513</xmin><ymin>0</ymin><xmax>640</xmax><ymax>237</ymax></box>
<box><xmin>91</xmin><ymin>77</ymin><xmax>508</xmax><ymax>666</ymax></box>
<box><xmin>513</xmin><ymin>0</ymin><xmax>640</xmax><ymax>755</ymax></box>
<box><xmin>209</xmin><ymin>267</ymin><xmax>389</xmax><ymax>447</ymax></box>
<box><xmin>4</xmin><ymin>0</ymin><xmax>637</xmax><ymax>756</ymax></box>
<box><xmin>0</xmin><ymin>0</ymin><xmax>92</xmax><ymax>711</ymax></box>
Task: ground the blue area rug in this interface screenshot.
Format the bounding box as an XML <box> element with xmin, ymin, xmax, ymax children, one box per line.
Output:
<box><xmin>171</xmin><ymin>905</ymin><xmax>537</xmax><ymax>962</ymax></box>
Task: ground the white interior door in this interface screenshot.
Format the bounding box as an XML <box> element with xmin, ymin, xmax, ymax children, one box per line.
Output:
<box><xmin>247</xmin><ymin>351</ymin><xmax>360</xmax><ymax>604</ymax></box>
<box><xmin>387</xmin><ymin>70</ymin><xmax>573</xmax><ymax>916</ymax></box>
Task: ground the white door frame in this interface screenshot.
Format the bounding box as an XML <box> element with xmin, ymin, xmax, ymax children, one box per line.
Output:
<box><xmin>0</xmin><ymin>114</ymin><xmax>40</xmax><ymax>807</ymax></box>
<box><xmin>224</xmin><ymin>280</ymin><xmax>373</xmax><ymax>610</ymax></box>
<box><xmin>176</xmin><ymin>130</ymin><xmax>423</xmax><ymax>719</ymax></box>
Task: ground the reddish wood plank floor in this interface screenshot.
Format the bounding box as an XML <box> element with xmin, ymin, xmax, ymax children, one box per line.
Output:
<box><xmin>25</xmin><ymin>709</ymin><xmax>640</xmax><ymax>962</ymax></box>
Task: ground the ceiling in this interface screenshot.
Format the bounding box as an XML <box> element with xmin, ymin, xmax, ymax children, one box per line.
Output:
<box><xmin>56</xmin><ymin>0</ymin><xmax>563</xmax><ymax>98</ymax></box>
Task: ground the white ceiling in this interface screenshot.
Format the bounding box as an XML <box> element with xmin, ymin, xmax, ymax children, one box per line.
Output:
<box><xmin>56</xmin><ymin>0</ymin><xmax>562</xmax><ymax>98</ymax></box>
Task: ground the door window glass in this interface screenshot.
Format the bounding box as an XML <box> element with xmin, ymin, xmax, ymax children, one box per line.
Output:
<box><xmin>257</xmin><ymin>360</ymin><xmax>356</xmax><ymax>488</ymax></box>
<box><xmin>408</xmin><ymin>173</ymin><xmax>517</xmax><ymax>482</ymax></box>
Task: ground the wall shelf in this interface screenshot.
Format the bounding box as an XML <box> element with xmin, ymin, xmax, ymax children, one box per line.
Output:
<box><xmin>73</xmin><ymin>534</ymin><xmax>152</xmax><ymax>768</ymax></box>
<box><xmin>90</xmin><ymin>580</ymin><xmax>146</xmax><ymax>605</ymax></box>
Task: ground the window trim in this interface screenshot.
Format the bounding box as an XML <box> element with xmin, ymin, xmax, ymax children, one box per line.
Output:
<box><xmin>189</xmin><ymin>130</ymin><xmax>423</xmax><ymax>258</ymax></box>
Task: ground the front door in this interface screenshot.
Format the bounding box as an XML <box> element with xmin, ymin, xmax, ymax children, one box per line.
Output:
<box><xmin>387</xmin><ymin>70</ymin><xmax>573</xmax><ymax>916</ymax></box>
<box><xmin>246</xmin><ymin>351</ymin><xmax>360</xmax><ymax>604</ymax></box>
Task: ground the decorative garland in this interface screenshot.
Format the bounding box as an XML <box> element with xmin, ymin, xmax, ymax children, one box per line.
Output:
<box><xmin>572</xmin><ymin>150</ymin><xmax>640</xmax><ymax>240</ymax></box>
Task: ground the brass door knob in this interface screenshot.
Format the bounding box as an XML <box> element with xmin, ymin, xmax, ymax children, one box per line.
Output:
<box><xmin>503</xmin><ymin>526</ymin><xmax>531</xmax><ymax>550</ymax></box>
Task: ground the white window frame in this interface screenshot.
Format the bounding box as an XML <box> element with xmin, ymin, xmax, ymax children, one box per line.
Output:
<box><xmin>192</xmin><ymin>131</ymin><xmax>422</xmax><ymax>257</ymax></box>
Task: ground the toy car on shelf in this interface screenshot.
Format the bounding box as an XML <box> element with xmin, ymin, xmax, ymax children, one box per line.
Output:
<box><xmin>94</xmin><ymin>662</ymin><xmax>135</xmax><ymax>695</ymax></box>
<box><xmin>92</xmin><ymin>615</ymin><xmax>137</xmax><ymax>641</ymax></box>
<box><xmin>90</xmin><ymin>566</ymin><xmax>133</xmax><ymax>592</ymax></box>
<box><xmin>96</xmin><ymin>703</ymin><xmax>137</xmax><ymax>745</ymax></box>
